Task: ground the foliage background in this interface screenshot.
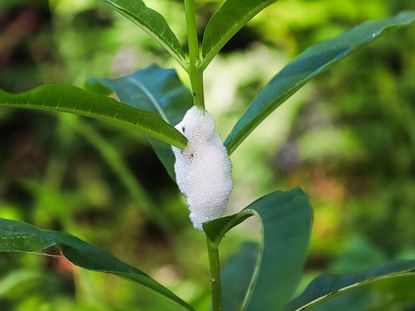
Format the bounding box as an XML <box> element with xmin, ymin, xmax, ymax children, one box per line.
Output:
<box><xmin>0</xmin><ymin>0</ymin><xmax>415</xmax><ymax>310</ymax></box>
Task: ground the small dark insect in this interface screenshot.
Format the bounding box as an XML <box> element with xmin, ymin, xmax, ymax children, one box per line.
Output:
<box><xmin>182</xmin><ymin>126</ymin><xmax>186</xmax><ymax>133</ymax></box>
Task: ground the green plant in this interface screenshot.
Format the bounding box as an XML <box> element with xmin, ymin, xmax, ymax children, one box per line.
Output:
<box><xmin>1</xmin><ymin>1</ymin><xmax>415</xmax><ymax>310</ymax></box>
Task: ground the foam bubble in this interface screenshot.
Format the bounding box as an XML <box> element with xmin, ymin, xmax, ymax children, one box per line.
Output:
<box><xmin>172</xmin><ymin>107</ymin><xmax>233</xmax><ymax>230</ymax></box>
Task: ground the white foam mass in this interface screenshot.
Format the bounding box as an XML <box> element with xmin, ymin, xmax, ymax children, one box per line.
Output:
<box><xmin>172</xmin><ymin>107</ymin><xmax>233</xmax><ymax>230</ymax></box>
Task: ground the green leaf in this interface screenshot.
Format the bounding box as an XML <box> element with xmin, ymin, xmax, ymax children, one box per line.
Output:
<box><xmin>221</xmin><ymin>243</ymin><xmax>258</xmax><ymax>311</ymax></box>
<box><xmin>225</xmin><ymin>11</ymin><xmax>415</xmax><ymax>154</ymax></box>
<box><xmin>286</xmin><ymin>260</ymin><xmax>415</xmax><ymax>311</ymax></box>
<box><xmin>204</xmin><ymin>188</ymin><xmax>313</xmax><ymax>311</ymax></box>
<box><xmin>101</xmin><ymin>0</ymin><xmax>186</xmax><ymax>69</ymax></box>
<box><xmin>0</xmin><ymin>218</ymin><xmax>194</xmax><ymax>310</ymax></box>
<box><xmin>302</xmin><ymin>288</ymin><xmax>374</xmax><ymax>311</ymax></box>
<box><xmin>201</xmin><ymin>0</ymin><xmax>278</xmax><ymax>70</ymax></box>
<box><xmin>0</xmin><ymin>84</ymin><xmax>187</xmax><ymax>149</ymax></box>
<box><xmin>88</xmin><ymin>64</ymin><xmax>193</xmax><ymax>180</ymax></box>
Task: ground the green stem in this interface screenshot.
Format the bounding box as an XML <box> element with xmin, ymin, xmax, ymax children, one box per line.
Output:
<box><xmin>206</xmin><ymin>237</ymin><xmax>223</xmax><ymax>311</ymax></box>
<box><xmin>184</xmin><ymin>0</ymin><xmax>205</xmax><ymax>108</ymax></box>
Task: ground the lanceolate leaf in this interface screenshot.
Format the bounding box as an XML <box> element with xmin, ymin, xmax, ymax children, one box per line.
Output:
<box><xmin>88</xmin><ymin>65</ymin><xmax>193</xmax><ymax>180</ymax></box>
<box><xmin>286</xmin><ymin>260</ymin><xmax>415</xmax><ymax>311</ymax></box>
<box><xmin>204</xmin><ymin>188</ymin><xmax>313</xmax><ymax>311</ymax></box>
<box><xmin>225</xmin><ymin>11</ymin><xmax>415</xmax><ymax>154</ymax></box>
<box><xmin>101</xmin><ymin>0</ymin><xmax>186</xmax><ymax>69</ymax></box>
<box><xmin>201</xmin><ymin>0</ymin><xmax>278</xmax><ymax>70</ymax></box>
<box><xmin>0</xmin><ymin>218</ymin><xmax>194</xmax><ymax>311</ymax></box>
<box><xmin>0</xmin><ymin>84</ymin><xmax>187</xmax><ymax>149</ymax></box>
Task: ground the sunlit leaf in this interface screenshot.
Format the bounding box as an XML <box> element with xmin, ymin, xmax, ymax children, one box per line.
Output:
<box><xmin>204</xmin><ymin>188</ymin><xmax>313</xmax><ymax>311</ymax></box>
<box><xmin>101</xmin><ymin>0</ymin><xmax>186</xmax><ymax>69</ymax></box>
<box><xmin>287</xmin><ymin>260</ymin><xmax>415</xmax><ymax>310</ymax></box>
<box><xmin>87</xmin><ymin>64</ymin><xmax>193</xmax><ymax>180</ymax></box>
<box><xmin>0</xmin><ymin>218</ymin><xmax>194</xmax><ymax>310</ymax></box>
<box><xmin>225</xmin><ymin>11</ymin><xmax>415</xmax><ymax>154</ymax></box>
<box><xmin>201</xmin><ymin>0</ymin><xmax>278</xmax><ymax>70</ymax></box>
<box><xmin>0</xmin><ymin>84</ymin><xmax>187</xmax><ymax>149</ymax></box>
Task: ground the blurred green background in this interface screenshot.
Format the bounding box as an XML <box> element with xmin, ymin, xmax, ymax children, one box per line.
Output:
<box><xmin>1</xmin><ymin>0</ymin><xmax>415</xmax><ymax>310</ymax></box>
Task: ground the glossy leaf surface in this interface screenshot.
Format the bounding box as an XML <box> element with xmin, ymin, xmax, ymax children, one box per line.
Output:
<box><xmin>0</xmin><ymin>218</ymin><xmax>194</xmax><ymax>310</ymax></box>
<box><xmin>204</xmin><ymin>188</ymin><xmax>313</xmax><ymax>311</ymax></box>
<box><xmin>88</xmin><ymin>65</ymin><xmax>193</xmax><ymax>180</ymax></box>
<box><xmin>0</xmin><ymin>84</ymin><xmax>187</xmax><ymax>149</ymax></box>
<box><xmin>225</xmin><ymin>11</ymin><xmax>415</xmax><ymax>154</ymax></box>
<box><xmin>201</xmin><ymin>0</ymin><xmax>278</xmax><ymax>70</ymax></box>
<box><xmin>287</xmin><ymin>260</ymin><xmax>415</xmax><ymax>310</ymax></box>
<box><xmin>101</xmin><ymin>0</ymin><xmax>186</xmax><ymax>68</ymax></box>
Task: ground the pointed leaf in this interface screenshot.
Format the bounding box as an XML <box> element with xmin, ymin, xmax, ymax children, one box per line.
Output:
<box><xmin>287</xmin><ymin>260</ymin><xmax>415</xmax><ymax>311</ymax></box>
<box><xmin>0</xmin><ymin>84</ymin><xmax>187</xmax><ymax>149</ymax></box>
<box><xmin>204</xmin><ymin>188</ymin><xmax>313</xmax><ymax>311</ymax></box>
<box><xmin>225</xmin><ymin>11</ymin><xmax>415</xmax><ymax>154</ymax></box>
<box><xmin>88</xmin><ymin>65</ymin><xmax>193</xmax><ymax>180</ymax></box>
<box><xmin>201</xmin><ymin>0</ymin><xmax>278</xmax><ymax>70</ymax></box>
<box><xmin>0</xmin><ymin>218</ymin><xmax>194</xmax><ymax>310</ymax></box>
<box><xmin>101</xmin><ymin>0</ymin><xmax>186</xmax><ymax>68</ymax></box>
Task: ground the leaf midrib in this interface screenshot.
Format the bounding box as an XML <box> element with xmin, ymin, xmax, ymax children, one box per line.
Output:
<box><xmin>225</xmin><ymin>11</ymin><xmax>415</xmax><ymax>154</ymax></box>
<box><xmin>127</xmin><ymin>77</ymin><xmax>170</xmax><ymax>123</ymax></box>
<box><xmin>293</xmin><ymin>269</ymin><xmax>415</xmax><ymax>311</ymax></box>
<box><xmin>201</xmin><ymin>0</ymin><xmax>276</xmax><ymax>70</ymax></box>
<box><xmin>107</xmin><ymin>2</ymin><xmax>187</xmax><ymax>70</ymax></box>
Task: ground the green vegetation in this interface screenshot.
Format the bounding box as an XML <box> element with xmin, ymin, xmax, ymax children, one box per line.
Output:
<box><xmin>0</xmin><ymin>0</ymin><xmax>415</xmax><ymax>310</ymax></box>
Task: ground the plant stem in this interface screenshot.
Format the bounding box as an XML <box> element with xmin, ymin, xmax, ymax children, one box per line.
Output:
<box><xmin>184</xmin><ymin>0</ymin><xmax>205</xmax><ymax>109</ymax></box>
<box><xmin>206</xmin><ymin>237</ymin><xmax>223</xmax><ymax>311</ymax></box>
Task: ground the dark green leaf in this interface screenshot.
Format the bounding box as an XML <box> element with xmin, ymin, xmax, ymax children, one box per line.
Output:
<box><xmin>0</xmin><ymin>218</ymin><xmax>194</xmax><ymax>310</ymax></box>
<box><xmin>222</xmin><ymin>243</ymin><xmax>258</xmax><ymax>311</ymax></box>
<box><xmin>287</xmin><ymin>260</ymin><xmax>415</xmax><ymax>311</ymax></box>
<box><xmin>303</xmin><ymin>288</ymin><xmax>375</xmax><ymax>311</ymax></box>
<box><xmin>0</xmin><ymin>84</ymin><xmax>187</xmax><ymax>149</ymax></box>
<box><xmin>204</xmin><ymin>188</ymin><xmax>313</xmax><ymax>311</ymax></box>
<box><xmin>88</xmin><ymin>64</ymin><xmax>193</xmax><ymax>180</ymax></box>
<box><xmin>101</xmin><ymin>0</ymin><xmax>186</xmax><ymax>68</ymax></box>
<box><xmin>201</xmin><ymin>0</ymin><xmax>278</xmax><ymax>70</ymax></box>
<box><xmin>225</xmin><ymin>11</ymin><xmax>415</xmax><ymax>154</ymax></box>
